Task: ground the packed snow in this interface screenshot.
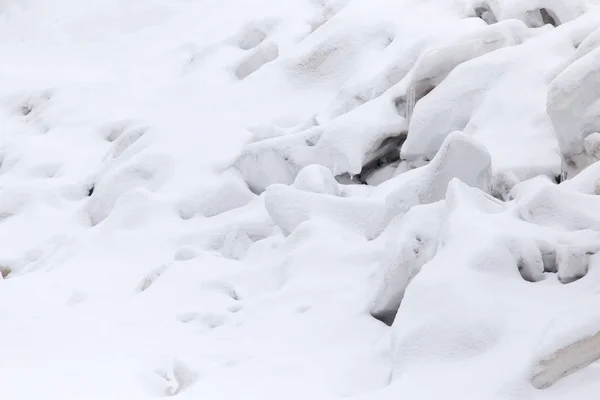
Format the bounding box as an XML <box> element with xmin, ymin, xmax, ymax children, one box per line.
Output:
<box><xmin>2</xmin><ymin>0</ymin><xmax>600</xmax><ymax>399</ymax></box>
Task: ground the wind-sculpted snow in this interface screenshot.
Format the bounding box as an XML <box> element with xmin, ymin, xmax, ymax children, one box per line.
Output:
<box><xmin>387</xmin><ymin>179</ymin><xmax>600</xmax><ymax>395</ymax></box>
<box><xmin>548</xmin><ymin>25</ymin><xmax>600</xmax><ymax>178</ymax></box>
<box><xmin>263</xmin><ymin>132</ymin><xmax>491</xmax><ymax>240</ymax></box>
<box><xmin>2</xmin><ymin>0</ymin><xmax>600</xmax><ymax>399</ymax></box>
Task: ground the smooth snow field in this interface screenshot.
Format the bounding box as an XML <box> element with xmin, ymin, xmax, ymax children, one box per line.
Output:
<box><xmin>3</xmin><ymin>0</ymin><xmax>600</xmax><ymax>398</ymax></box>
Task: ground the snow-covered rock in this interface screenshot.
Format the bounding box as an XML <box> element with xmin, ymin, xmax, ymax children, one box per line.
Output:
<box><xmin>547</xmin><ymin>24</ymin><xmax>600</xmax><ymax>178</ymax></box>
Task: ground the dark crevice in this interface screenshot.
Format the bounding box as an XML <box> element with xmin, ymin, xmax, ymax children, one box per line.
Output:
<box><xmin>356</xmin><ymin>133</ymin><xmax>407</xmax><ymax>183</ymax></box>
<box><xmin>88</xmin><ymin>184</ymin><xmax>95</xmax><ymax>197</ymax></box>
<box><xmin>419</xmin><ymin>85</ymin><xmax>435</xmax><ymax>99</ymax></box>
<box><xmin>474</xmin><ymin>4</ymin><xmax>498</xmax><ymax>24</ymax></box>
<box><xmin>335</xmin><ymin>173</ymin><xmax>365</xmax><ymax>185</ymax></box>
<box><xmin>0</xmin><ymin>266</ymin><xmax>12</xmax><ymax>278</ymax></box>
<box><xmin>540</xmin><ymin>8</ymin><xmax>559</xmax><ymax>27</ymax></box>
<box><xmin>21</xmin><ymin>104</ymin><xmax>33</xmax><ymax>116</ymax></box>
<box><xmin>559</xmin><ymin>272</ymin><xmax>587</xmax><ymax>285</ymax></box>
<box><xmin>247</xmin><ymin>183</ymin><xmax>264</xmax><ymax>196</ymax></box>
<box><xmin>541</xmin><ymin>250</ymin><xmax>557</xmax><ymax>273</ymax></box>
<box><xmin>18</xmin><ymin>91</ymin><xmax>53</xmax><ymax>117</ymax></box>
<box><xmin>517</xmin><ymin>258</ymin><xmax>540</xmax><ymax>283</ymax></box>
<box><xmin>526</xmin><ymin>8</ymin><xmax>560</xmax><ymax>28</ymax></box>
<box><xmin>490</xmin><ymin>190</ymin><xmax>505</xmax><ymax>201</ymax></box>
<box><xmin>371</xmin><ymin>309</ymin><xmax>397</xmax><ymax>327</ymax></box>
<box><xmin>334</xmin><ymin>133</ymin><xmax>407</xmax><ymax>186</ymax></box>
<box><xmin>393</xmin><ymin>96</ymin><xmax>406</xmax><ymax>118</ymax></box>
<box><xmin>229</xmin><ymin>288</ymin><xmax>240</xmax><ymax>301</ymax></box>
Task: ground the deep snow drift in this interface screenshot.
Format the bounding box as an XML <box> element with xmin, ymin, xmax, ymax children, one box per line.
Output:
<box><xmin>2</xmin><ymin>0</ymin><xmax>600</xmax><ymax>399</ymax></box>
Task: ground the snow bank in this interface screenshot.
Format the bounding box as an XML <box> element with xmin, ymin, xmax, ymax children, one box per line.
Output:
<box><xmin>387</xmin><ymin>178</ymin><xmax>600</xmax><ymax>397</ymax></box>
<box><xmin>548</xmin><ymin>24</ymin><xmax>600</xmax><ymax>178</ymax></box>
<box><xmin>377</xmin><ymin>131</ymin><xmax>492</xmax><ymax>222</ymax></box>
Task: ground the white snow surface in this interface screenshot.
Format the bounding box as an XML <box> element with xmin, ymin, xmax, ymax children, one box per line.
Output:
<box><xmin>2</xmin><ymin>0</ymin><xmax>600</xmax><ymax>399</ymax></box>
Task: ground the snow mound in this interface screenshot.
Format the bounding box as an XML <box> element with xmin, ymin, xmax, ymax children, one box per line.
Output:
<box><xmin>548</xmin><ymin>25</ymin><xmax>600</xmax><ymax>178</ymax></box>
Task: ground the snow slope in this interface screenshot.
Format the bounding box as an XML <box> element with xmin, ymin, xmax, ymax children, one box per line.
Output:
<box><xmin>2</xmin><ymin>0</ymin><xmax>600</xmax><ymax>399</ymax></box>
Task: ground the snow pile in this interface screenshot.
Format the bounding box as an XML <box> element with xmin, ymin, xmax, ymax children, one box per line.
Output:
<box><xmin>548</xmin><ymin>25</ymin><xmax>600</xmax><ymax>178</ymax></box>
<box><xmin>2</xmin><ymin>0</ymin><xmax>600</xmax><ymax>399</ymax></box>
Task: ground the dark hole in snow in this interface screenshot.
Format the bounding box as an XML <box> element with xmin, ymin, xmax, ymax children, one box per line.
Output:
<box><xmin>565</xmin><ymin>157</ymin><xmax>577</xmax><ymax>168</ymax></box>
<box><xmin>517</xmin><ymin>258</ymin><xmax>541</xmax><ymax>283</ymax></box>
<box><xmin>420</xmin><ymin>85</ymin><xmax>435</xmax><ymax>99</ymax></box>
<box><xmin>335</xmin><ymin>173</ymin><xmax>366</xmax><ymax>185</ymax></box>
<box><xmin>88</xmin><ymin>185</ymin><xmax>95</xmax><ymax>196</ymax></box>
<box><xmin>354</xmin><ymin>94</ymin><xmax>367</xmax><ymax>106</ymax></box>
<box><xmin>18</xmin><ymin>92</ymin><xmax>53</xmax><ymax>117</ymax></box>
<box><xmin>305</xmin><ymin>137</ymin><xmax>318</xmax><ymax>147</ymax></box>
<box><xmin>393</xmin><ymin>96</ymin><xmax>406</xmax><ymax>117</ymax></box>
<box><xmin>247</xmin><ymin>183</ymin><xmax>264</xmax><ymax>196</ymax></box>
<box><xmin>540</xmin><ymin>8</ymin><xmax>559</xmax><ymax>27</ymax></box>
<box><xmin>474</xmin><ymin>4</ymin><xmax>497</xmax><ymax>24</ymax></box>
<box><xmin>559</xmin><ymin>272</ymin><xmax>587</xmax><ymax>285</ymax></box>
<box><xmin>371</xmin><ymin>309</ymin><xmax>397</xmax><ymax>327</ymax></box>
<box><xmin>0</xmin><ymin>266</ymin><xmax>11</xmax><ymax>278</ymax></box>
<box><xmin>542</xmin><ymin>251</ymin><xmax>557</xmax><ymax>273</ymax></box>
<box><xmin>356</xmin><ymin>133</ymin><xmax>407</xmax><ymax>183</ymax></box>
<box><xmin>20</xmin><ymin>103</ymin><xmax>33</xmax><ymax>116</ymax></box>
<box><xmin>229</xmin><ymin>288</ymin><xmax>240</xmax><ymax>301</ymax></box>
<box><xmin>383</xmin><ymin>35</ymin><xmax>394</xmax><ymax>48</ymax></box>
<box><xmin>526</xmin><ymin>8</ymin><xmax>560</xmax><ymax>28</ymax></box>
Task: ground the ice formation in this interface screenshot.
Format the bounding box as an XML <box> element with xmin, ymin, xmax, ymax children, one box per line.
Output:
<box><xmin>2</xmin><ymin>0</ymin><xmax>600</xmax><ymax>399</ymax></box>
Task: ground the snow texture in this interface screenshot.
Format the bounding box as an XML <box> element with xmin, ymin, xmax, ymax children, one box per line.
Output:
<box><xmin>2</xmin><ymin>0</ymin><xmax>600</xmax><ymax>399</ymax></box>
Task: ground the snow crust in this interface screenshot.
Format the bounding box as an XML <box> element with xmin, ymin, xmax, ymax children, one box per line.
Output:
<box><xmin>2</xmin><ymin>0</ymin><xmax>600</xmax><ymax>399</ymax></box>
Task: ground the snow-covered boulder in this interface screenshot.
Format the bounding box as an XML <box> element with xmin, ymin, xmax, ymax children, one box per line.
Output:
<box><xmin>378</xmin><ymin>131</ymin><xmax>492</xmax><ymax>222</ymax></box>
<box><xmin>547</xmin><ymin>26</ymin><xmax>600</xmax><ymax>178</ymax></box>
<box><xmin>236</xmin><ymin>92</ymin><xmax>406</xmax><ymax>193</ymax></box>
<box><xmin>370</xmin><ymin>201</ymin><xmax>445</xmax><ymax>325</ymax></box>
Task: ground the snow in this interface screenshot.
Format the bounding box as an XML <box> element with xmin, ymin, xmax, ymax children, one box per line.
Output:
<box><xmin>3</xmin><ymin>0</ymin><xmax>600</xmax><ymax>399</ymax></box>
<box><xmin>548</xmin><ymin>24</ymin><xmax>600</xmax><ymax>178</ymax></box>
